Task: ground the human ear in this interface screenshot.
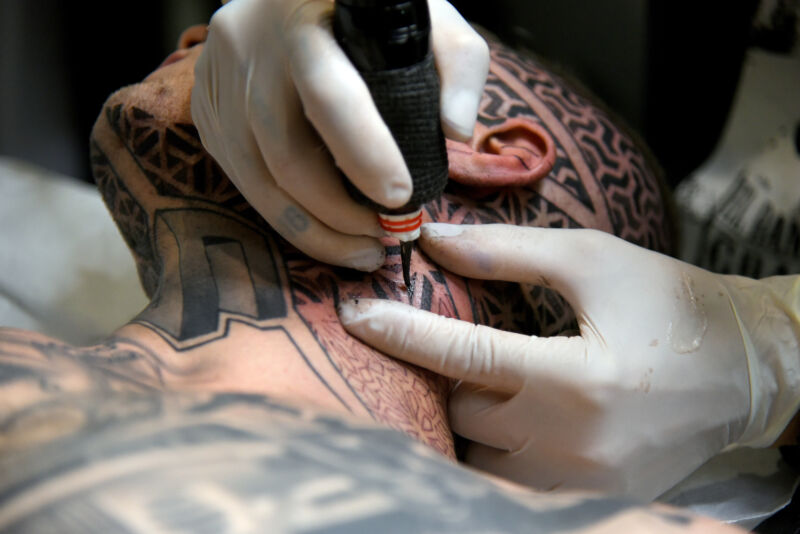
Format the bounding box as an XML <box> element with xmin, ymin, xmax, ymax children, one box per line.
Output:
<box><xmin>446</xmin><ymin>118</ymin><xmax>555</xmax><ymax>187</ymax></box>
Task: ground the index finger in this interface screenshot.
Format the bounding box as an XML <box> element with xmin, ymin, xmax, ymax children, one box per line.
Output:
<box><xmin>338</xmin><ymin>298</ymin><xmax>588</xmax><ymax>392</ymax></box>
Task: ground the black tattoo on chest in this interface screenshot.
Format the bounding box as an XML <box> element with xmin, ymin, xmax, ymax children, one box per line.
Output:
<box><xmin>0</xmin><ymin>392</ymin><xmax>695</xmax><ymax>534</ymax></box>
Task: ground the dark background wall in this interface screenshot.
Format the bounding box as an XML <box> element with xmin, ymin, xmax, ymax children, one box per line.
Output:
<box><xmin>1</xmin><ymin>0</ymin><xmax>760</xmax><ymax>188</ymax></box>
<box><xmin>0</xmin><ymin>0</ymin><xmax>219</xmax><ymax>182</ymax></box>
<box><xmin>450</xmin><ymin>0</ymin><xmax>760</xmax><ymax>188</ymax></box>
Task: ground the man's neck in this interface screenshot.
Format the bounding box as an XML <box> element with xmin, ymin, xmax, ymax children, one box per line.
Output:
<box><xmin>136</xmin><ymin>207</ymin><xmax>289</xmax><ymax>348</ymax></box>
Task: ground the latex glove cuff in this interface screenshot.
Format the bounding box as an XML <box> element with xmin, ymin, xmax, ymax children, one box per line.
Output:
<box><xmin>727</xmin><ymin>275</ymin><xmax>800</xmax><ymax>448</ymax></box>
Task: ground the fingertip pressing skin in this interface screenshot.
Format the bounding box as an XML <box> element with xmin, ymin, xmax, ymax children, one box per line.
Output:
<box><xmin>337</xmin><ymin>297</ymin><xmax>369</xmax><ymax>327</ymax></box>
<box><xmin>338</xmin><ymin>297</ymin><xmax>533</xmax><ymax>391</ymax></box>
<box><xmin>418</xmin><ymin>223</ymin><xmax>500</xmax><ymax>279</ymax></box>
<box><xmin>421</xmin><ymin>222</ymin><xmax>466</xmax><ymax>240</ymax></box>
<box><xmin>338</xmin><ymin>298</ymin><xmax>400</xmax><ymax>342</ymax></box>
<box><xmin>418</xmin><ymin>223</ymin><xmax>625</xmax><ymax>292</ymax></box>
<box><xmin>340</xmin><ymin>241</ymin><xmax>387</xmax><ymax>272</ymax></box>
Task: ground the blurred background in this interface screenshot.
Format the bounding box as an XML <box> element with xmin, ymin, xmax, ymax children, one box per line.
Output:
<box><xmin>0</xmin><ymin>0</ymin><xmax>219</xmax><ymax>183</ymax></box>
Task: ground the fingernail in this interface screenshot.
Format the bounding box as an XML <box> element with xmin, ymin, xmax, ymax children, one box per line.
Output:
<box><xmin>338</xmin><ymin>297</ymin><xmax>378</xmax><ymax>325</ymax></box>
<box><xmin>442</xmin><ymin>89</ymin><xmax>479</xmax><ymax>140</ymax></box>
<box><xmin>384</xmin><ymin>182</ymin><xmax>412</xmax><ymax>207</ymax></box>
<box><xmin>421</xmin><ymin>222</ymin><xmax>463</xmax><ymax>239</ymax></box>
<box><xmin>337</xmin><ymin>298</ymin><xmax>360</xmax><ymax>325</ymax></box>
<box><xmin>345</xmin><ymin>246</ymin><xmax>385</xmax><ymax>272</ymax></box>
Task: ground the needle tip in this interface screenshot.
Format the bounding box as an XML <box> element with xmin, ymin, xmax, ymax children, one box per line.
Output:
<box><xmin>400</xmin><ymin>240</ymin><xmax>414</xmax><ymax>290</ymax></box>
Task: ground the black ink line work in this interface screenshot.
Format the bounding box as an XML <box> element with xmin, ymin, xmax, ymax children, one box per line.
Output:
<box><xmin>137</xmin><ymin>208</ymin><xmax>288</xmax><ymax>345</ymax></box>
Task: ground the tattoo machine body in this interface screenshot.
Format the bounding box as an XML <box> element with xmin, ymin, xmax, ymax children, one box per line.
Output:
<box><xmin>333</xmin><ymin>0</ymin><xmax>449</xmax><ymax>288</ymax></box>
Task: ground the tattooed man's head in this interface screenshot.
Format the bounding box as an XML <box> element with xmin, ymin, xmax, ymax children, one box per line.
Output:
<box><xmin>89</xmin><ymin>24</ymin><xmax>674</xmax><ymax>455</ymax></box>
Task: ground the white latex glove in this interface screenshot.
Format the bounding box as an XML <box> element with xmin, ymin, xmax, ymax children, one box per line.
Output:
<box><xmin>191</xmin><ymin>0</ymin><xmax>489</xmax><ymax>271</ymax></box>
<box><xmin>339</xmin><ymin>223</ymin><xmax>800</xmax><ymax>500</ymax></box>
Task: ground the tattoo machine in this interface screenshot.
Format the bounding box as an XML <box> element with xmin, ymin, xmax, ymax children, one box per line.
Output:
<box><xmin>333</xmin><ymin>0</ymin><xmax>449</xmax><ymax>289</ymax></box>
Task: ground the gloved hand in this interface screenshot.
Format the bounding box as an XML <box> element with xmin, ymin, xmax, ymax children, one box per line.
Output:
<box><xmin>191</xmin><ymin>0</ymin><xmax>489</xmax><ymax>271</ymax></box>
<box><xmin>338</xmin><ymin>223</ymin><xmax>800</xmax><ymax>500</ymax></box>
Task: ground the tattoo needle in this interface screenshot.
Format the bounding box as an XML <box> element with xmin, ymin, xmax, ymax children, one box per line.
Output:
<box><xmin>400</xmin><ymin>240</ymin><xmax>413</xmax><ymax>289</ymax></box>
<box><xmin>333</xmin><ymin>0</ymin><xmax>449</xmax><ymax>293</ymax></box>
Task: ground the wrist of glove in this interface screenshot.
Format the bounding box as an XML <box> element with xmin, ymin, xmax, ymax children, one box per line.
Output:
<box><xmin>724</xmin><ymin>274</ymin><xmax>800</xmax><ymax>448</ymax></box>
<box><xmin>338</xmin><ymin>223</ymin><xmax>800</xmax><ymax>499</ymax></box>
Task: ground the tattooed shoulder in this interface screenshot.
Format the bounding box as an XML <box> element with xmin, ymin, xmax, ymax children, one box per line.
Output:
<box><xmin>0</xmin><ymin>391</ymin><xmax>721</xmax><ymax>534</ymax></box>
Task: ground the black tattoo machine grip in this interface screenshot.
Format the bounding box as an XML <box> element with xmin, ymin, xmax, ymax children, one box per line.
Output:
<box><xmin>333</xmin><ymin>0</ymin><xmax>449</xmax><ymax>227</ymax></box>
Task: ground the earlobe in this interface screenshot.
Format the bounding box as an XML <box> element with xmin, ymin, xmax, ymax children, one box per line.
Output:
<box><xmin>447</xmin><ymin>118</ymin><xmax>556</xmax><ymax>187</ymax></box>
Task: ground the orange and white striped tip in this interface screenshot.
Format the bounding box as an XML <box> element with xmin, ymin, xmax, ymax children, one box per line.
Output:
<box><xmin>378</xmin><ymin>209</ymin><xmax>422</xmax><ymax>242</ymax></box>
<box><xmin>378</xmin><ymin>209</ymin><xmax>421</xmax><ymax>291</ymax></box>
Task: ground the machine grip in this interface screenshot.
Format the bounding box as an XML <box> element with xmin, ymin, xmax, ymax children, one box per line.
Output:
<box><xmin>333</xmin><ymin>0</ymin><xmax>449</xmax><ymax>215</ymax></box>
<box><xmin>344</xmin><ymin>53</ymin><xmax>449</xmax><ymax>214</ymax></box>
